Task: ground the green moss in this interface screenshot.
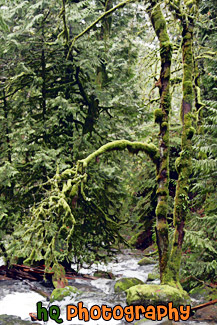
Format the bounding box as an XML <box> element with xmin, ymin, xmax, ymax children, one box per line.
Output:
<box><xmin>156</xmin><ymin>201</ymin><xmax>168</xmax><ymax>218</ymax></box>
<box><xmin>115</xmin><ymin>277</ymin><xmax>144</xmax><ymax>293</ymax></box>
<box><xmin>161</xmin><ymin>248</ymin><xmax>183</xmax><ymax>287</ymax></box>
<box><xmin>134</xmin><ymin>319</ymin><xmax>150</xmax><ymax>325</ymax></box>
<box><xmin>79</xmin><ymin>140</ymin><xmax>159</xmax><ymax>168</ymax></box>
<box><xmin>175</xmin><ymin>157</ymin><xmax>181</xmax><ymax>173</ymax></box>
<box><xmin>163</xmin><ymin>93</ymin><xmax>171</xmax><ymax>112</ymax></box>
<box><xmin>175</xmin><ymin>153</ymin><xmax>189</xmax><ymax>173</ymax></box>
<box><xmin>94</xmin><ymin>271</ymin><xmax>115</xmax><ymax>279</ymax></box>
<box><xmin>184</xmin><ymin>112</ymin><xmax>193</xmax><ymax>125</ymax></box>
<box><xmin>161</xmin><ymin>122</ymin><xmax>168</xmax><ymax>128</ymax></box>
<box><xmin>156</xmin><ymin>220</ymin><xmax>168</xmax><ymax>235</ymax></box>
<box><xmin>163</xmin><ymin>131</ymin><xmax>169</xmax><ymax>144</ymax></box>
<box><xmin>162</xmin><ymin>62</ymin><xmax>171</xmax><ymax>78</ymax></box>
<box><xmin>156</xmin><ymin>187</ymin><xmax>169</xmax><ymax>196</ymax></box>
<box><xmin>151</xmin><ymin>4</ymin><xmax>170</xmax><ymax>45</ymax></box>
<box><xmin>147</xmin><ymin>272</ymin><xmax>160</xmax><ymax>282</ymax></box>
<box><xmin>50</xmin><ymin>286</ymin><xmax>80</xmax><ymax>303</ymax></box>
<box><xmin>154</xmin><ymin>109</ymin><xmax>163</xmax><ymax>123</ymax></box>
<box><xmin>138</xmin><ymin>257</ymin><xmax>155</xmax><ymax>266</ymax></box>
<box><xmin>126</xmin><ymin>284</ymin><xmax>190</xmax><ymax>307</ymax></box>
<box><xmin>186</xmin><ymin>126</ymin><xmax>195</xmax><ymax>139</ymax></box>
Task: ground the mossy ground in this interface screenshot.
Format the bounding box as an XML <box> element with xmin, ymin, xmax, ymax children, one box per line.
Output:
<box><xmin>126</xmin><ymin>284</ymin><xmax>190</xmax><ymax>307</ymax></box>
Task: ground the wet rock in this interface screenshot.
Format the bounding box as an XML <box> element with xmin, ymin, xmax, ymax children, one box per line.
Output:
<box><xmin>114</xmin><ymin>277</ymin><xmax>144</xmax><ymax>293</ymax></box>
<box><xmin>50</xmin><ymin>285</ymin><xmax>80</xmax><ymax>303</ymax></box>
<box><xmin>126</xmin><ymin>284</ymin><xmax>190</xmax><ymax>307</ymax></box>
<box><xmin>134</xmin><ymin>318</ymin><xmax>189</xmax><ymax>325</ymax></box>
<box><xmin>0</xmin><ymin>314</ymin><xmax>34</xmax><ymax>325</ymax></box>
<box><xmin>147</xmin><ymin>272</ymin><xmax>160</xmax><ymax>282</ymax></box>
<box><xmin>134</xmin><ymin>318</ymin><xmax>171</xmax><ymax>325</ymax></box>
<box><xmin>93</xmin><ymin>271</ymin><xmax>115</xmax><ymax>279</ymax></box>
<box><xmin>134</xmin><ymin>318</ymin><xmax>150</xmax><ymax>325</ymax></box>
<box><xmin>138</xmin><ymin>257</ymin><xmax>155</xmax><ymax>266</ymax></box>
<box><xmin>191</xmin><ymin>305</ymin><xmax>217</xmax><ymax>322</ymax></box>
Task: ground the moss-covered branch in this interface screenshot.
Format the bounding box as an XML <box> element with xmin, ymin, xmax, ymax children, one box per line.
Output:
<box><xmin>58</xmin><ymin>0</ymin><xmax>69</xmax><ymax>45</ymax></box>
<box><xmin>67</xmin><ymin>0</ymin><xmax>134</xmax><ymax>59</ymax></box>
<box><xmin>7</xmin><ymin>139</ymin><xmax>158</xmax><ymax>275</ymax></box>
<box><xmin>77</xmin><ymin>140</ymin><xmax>159</xmax><ymax>170</ymax></box>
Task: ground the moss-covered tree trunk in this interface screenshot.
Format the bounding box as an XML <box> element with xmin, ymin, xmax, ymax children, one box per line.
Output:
<box><xmin>148</xmin><ymin>1</ymin><xmax>172</xmax><ymax>282</ymax></box>
<box><xmin>163</xmin><ymin>1</ymin><xmax>197</xmax><ymax>287</ymax></box>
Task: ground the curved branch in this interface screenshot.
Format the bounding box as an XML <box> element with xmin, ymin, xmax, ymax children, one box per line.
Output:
<box><xmin>77</xmin><ymin>140</ymin><xmax>159</xmax><ymax>170</ymax></box>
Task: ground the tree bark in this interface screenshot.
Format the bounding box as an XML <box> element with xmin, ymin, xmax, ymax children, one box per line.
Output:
<box><xmin>148</xmin><ymin>0</ymin><xmax>172</xmax><ymax>283</ymax></box>
<box><xmin>165</xmin><ymin>1</ymin><xmax>196</xmax><ymax>287</ymax></box>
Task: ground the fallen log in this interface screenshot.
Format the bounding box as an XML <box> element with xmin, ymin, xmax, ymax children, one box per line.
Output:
<box><xmin>0</xmin><ymin>263</ymin><xmax>97</xmax><ymax>282</ymax></box>
<box><xmin>0</xmin><ymin>264</ymin><xmax>77</xmax><ymax>282</ymax></box>
<box><xmin>191</xmin><ymin>299</ymin><xmax>217</xmax><ymax>312</ymax></box>
<box><xmin>22</xmin><ymin>279</ymin><xmax>51</xmax><ymax>300</ymax></box>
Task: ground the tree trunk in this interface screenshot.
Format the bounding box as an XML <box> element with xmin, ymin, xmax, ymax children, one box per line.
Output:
<box><xmin>163</xmin><ymin>6</ymin><xmax>196</xmax><ymax>287</ymax></box>
<box><xmin>148</xmin><ymin>0</ymin><xmax>172</xmax><ymax>282</ymax></box>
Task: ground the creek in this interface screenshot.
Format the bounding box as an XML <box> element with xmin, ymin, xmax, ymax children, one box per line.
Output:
<box><xmin>0</xmin><ymin>251</ymin><xmax>212</xmax><ymax>325</ymax></box>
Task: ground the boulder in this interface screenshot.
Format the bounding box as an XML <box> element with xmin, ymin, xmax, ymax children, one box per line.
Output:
<box><xmin>93</xmin><ymin>271</ymin><xmax>115</xmax><ymax>279</ymax></box>
<box><xmin>114</xmin><ymin>277</ymin><xmax>144</xmax><ymax>293</ymax></box>
<box><xmin>147</xmin><ymin>272</ymin><xmax>160</xmax><ymax>282</ymax></box>
<box><xmin>0</xmin><ymin>315</ymin><xmax>33</xmax><ymax>324</ymax></box>
<box><xmin>126</xmin><ymin>284</ymin><xmax>190</xmax><ymax>307</ymax></box>
<box><xmin>50</xmin><ymin>285</ymin><xmax>80</xmax><ymax>303</ymax></box>
<box><xmin>191</xmin><ymin>305</ymin><xmax>217</xmax><ymax>322</ymax></box>
<box><xmin>138</xmin><ymin>257</ymin><xmax>155</xmax><ymax>266</ymax></box>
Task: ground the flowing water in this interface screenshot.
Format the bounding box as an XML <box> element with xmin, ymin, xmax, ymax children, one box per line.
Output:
<box><xmin>0</xmin><ymin>252</ymin><xmax>212</xmax><ymax>325</ymax></box>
